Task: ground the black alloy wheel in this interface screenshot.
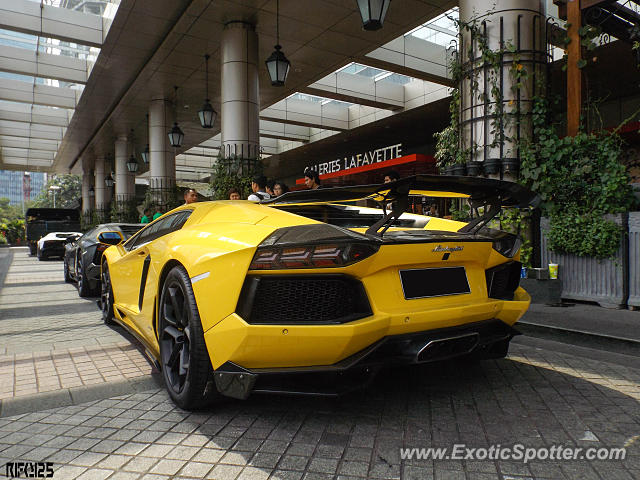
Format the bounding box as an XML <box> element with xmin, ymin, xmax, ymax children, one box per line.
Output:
<box><xmin>159</xmin><ymin>265</ymin><xmax>219</xmax><ymax>410</ymax></box>
<box><xmin>63</xmin><ymin>258</ymin><xmax>72</xmax><ymax>283</ymax></box>
<box><xmin>100</xmin><ymin>261</ymin><xmax>115</xmax><ymax>325</ymax></box>
<box><xmin>76</xmin><ymin>253</ymin><xmax>92</xmax><ymax>297</ymax></box>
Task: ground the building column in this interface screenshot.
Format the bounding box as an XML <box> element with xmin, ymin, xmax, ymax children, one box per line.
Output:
<box><xmin>149</xmin><ymin>98</ymin><xmax>175</xmax><ymax>207</ymax></box>
<box><xmin>459</xmin><ymin>0</ymin><xmax>544</xmax><ymax>180</ymax></box>
<box><xmin>81</xmin><ymin>157</ymin><xmax>93</xmax><ymax>217</ymax></box>
<box><xmin>115</xmin><ymin>134</ymin><xmax>135</xmax><ymax>201</ymax></box>
<box><xmin>94</xmin><ymin>156</ymin><xmax>107</xmax><ymax>222</ymax></box>
<box><xmin>221</xmin><ymin>21</ymin><xmax>260</xmax><ymax>169</ymax></box>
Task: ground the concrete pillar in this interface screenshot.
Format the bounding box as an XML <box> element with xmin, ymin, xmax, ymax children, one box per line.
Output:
<box><xmin>81</xmin><ymin>158</ymin><xmax>93</xmax><ymax>215</ymax></box>
<box><xmin>94</xmin><ymin>156</ymin><xmax>106</xmax><ymax>221</ymax></box>
<box><xmin>149</xmin><ymin>98</ymin><xmax>175</xmax><ymax>206</ymax></box>
<box><xmin>94</xmin><ymin>156</ymin><xmax>105</xmax><ymax>211</ymax></box>
<box><xmin>114</xmin><ymin>134</ymin><xmax>134</xmax><ymax>201</ymax></box>
<box><xmin>459</xmin><ymin>0</ymin><xmax>544</xmax><ymax>180</ymax></box>
<box><xmin>221</xmin><ymin>21</ymin><xmax>260</xmax><ymax>163</ymax></box>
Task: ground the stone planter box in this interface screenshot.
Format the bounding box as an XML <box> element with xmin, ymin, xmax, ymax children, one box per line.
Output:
<box><xmin>540</xmin><ymin>215</ymin><xmax>628</xmax><ymax>309</ymax></box>
<box><xmin>629</xmin><ymin>212</ymin><xmax>640</xmax><ymax>308</ymax></box>
<box><xmin>521</xmin><ymin>278</ymin><xmax>562</xmax><ymax>304</ymax></box>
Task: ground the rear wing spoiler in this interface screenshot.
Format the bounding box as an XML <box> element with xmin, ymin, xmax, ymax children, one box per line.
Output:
<box><xmin>265</xmin><ymin>175</ymin><xmax>540</xmax><ymax>237</ymax></box>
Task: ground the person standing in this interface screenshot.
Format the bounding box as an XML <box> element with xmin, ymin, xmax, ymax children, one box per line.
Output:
<box><xmin>384</xmin><ymin>170</ymin><xmax>400</xmax><ymax>183</ymax></box>
<box><xmin>184</xmin><ymin>188</ymin><xmax>198</xmax><ymax>205</ymax></box>
<box><xmin>140</xmin><ymin>207</ymin><xmax>152</xmax><ymax>224</ymax></box>
<box><xmin>273</xmin><ymin>182</ymin><xmax>289</xmax><ymax>197</ymax></box>
<box><xmin>303</xmin><ymin>169</ymin><xmax>321</xmax><ymax>189</ymax></box>
<box><xmin>228</xmin><ymin>188</ymin><xmax>241</xmax><ymax>200</ymax></box>
<box><xmin>248</xmin><ymin>175</ymin><xmax>271</xmax><ymax>202</ymax></box>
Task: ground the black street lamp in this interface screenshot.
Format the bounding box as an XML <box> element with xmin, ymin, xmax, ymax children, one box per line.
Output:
<box><xmin>265</xmin><ymin>0</ymin><xmax>290</xmax><ymax>86</ymax></box>
<box><xmin>168</xmin><ymin>86</ymin><xmax>184</xmax><ymax>147</ymax></box>
<box><xmin>141</xmin><ymin>114</ymin><xmax>149</xmax><ymax>164</ymax></box>
<box><xmin>104</xmin><ymin>173</ymin><xmax>115</xmax><ymax>188</ymax></box>
<box><xmin>168</xmin><ymin>122</ymin><xmax>184</xmax><ymax>148</ymax></box>
<box><xmin>141</xmin><ymin>144</ymin><xmax>149</xmax><ymax>165</ymax></box>
<box><xmin>356</xmin><ymin>0</ymin><xmax>391</xmax><ymax>31</ymax></box>
<box><xmin>126</xmin><ymin>154</ymin><xmax>139</xmax><ymax>173</ymax></box>
<box><xmin>198</xmin><ymin>54</ymin><xmax>217</xmax><ymax>128</ymax></box>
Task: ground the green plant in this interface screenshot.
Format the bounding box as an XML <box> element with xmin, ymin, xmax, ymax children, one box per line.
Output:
<box><xmin>449</xmin><ymin>200</ymin><xmax>470</xmax><ymax>222</ymax></box>
<box><xmin>32</xmin><ymin>174</ymin><xmax>81</xmax><ymax>208</ymax></box>
<box><xmin>519</xmin><ymin>95</ymin><xmax>636</xmax><ymax>258</ymax></box>
<box><xmin>210</xmin><ymin>155</ymin><xmax>262</xmax><ymax>200</ymax></box>
<box><xmin>1</xmin><ymin>218</ymin><xmax>25</xmax><ymax>244</ymax></box>
<box><xmin>110</xmin><ymin>198</ymin><xmax>139</xmax><ymax>223</ymax></box>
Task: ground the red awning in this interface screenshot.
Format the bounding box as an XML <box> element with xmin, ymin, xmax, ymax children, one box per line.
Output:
<box><xmin>295</xmin><ymin>153</ymin><xmax>437</xmax><ymax>189</ymax></box>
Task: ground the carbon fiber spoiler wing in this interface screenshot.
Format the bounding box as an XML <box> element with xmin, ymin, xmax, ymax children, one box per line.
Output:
<box><xmin>264</xmin><ymin>175</ymin><xmax>540</xmax><ymax>236</ymax></box>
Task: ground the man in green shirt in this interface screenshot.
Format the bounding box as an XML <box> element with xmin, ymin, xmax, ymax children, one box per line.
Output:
<box><xmin>140</xmin><ymin>207</ymin><xmax>152</xmax><ymax>224</ymax></box>
<box><xmin>152</xmin><ymin>207</ymin><xmax>163</xmax><ymax>220</ymax></box>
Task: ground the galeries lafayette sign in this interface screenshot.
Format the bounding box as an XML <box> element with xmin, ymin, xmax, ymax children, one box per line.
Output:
<box><xmin>306</xmin><ymin>143</ymin><xmax>403</xmax><ymax>176</ymax></box>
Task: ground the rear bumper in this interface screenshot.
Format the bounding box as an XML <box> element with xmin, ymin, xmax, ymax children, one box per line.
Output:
<box><xmin>212</xmin><ymin>318</ymin><xmax>519</xmax><ymax>399</ymax></box>
<box><xmin>40</xmin><ymin>244</ymin><xmax>65</xmax><ymax>257</ymax></box>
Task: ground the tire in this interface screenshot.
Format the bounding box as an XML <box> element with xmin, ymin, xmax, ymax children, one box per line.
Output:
<box><xmin>100</xmin><ymin>261</ymin><xmax>116</xmax><ymax>325</ymax></box>
<box><xmin>63</xmin><ymin>259</ymin><xmax>73</xmax><ymax>283</ymax></box>
<box><xmin>474</xmin><ymin>338</ymin><xmax>511</xmax><ymax>360</ymax></box>
<box><xmin>76</xmin><ymin>255</ymin><xmax>94</xmax><ymax>297</ymax></box>
<box><xmin>158</xmin><ymin>265</ymin><xmax>219</xmax><ymax>410</ymax></box>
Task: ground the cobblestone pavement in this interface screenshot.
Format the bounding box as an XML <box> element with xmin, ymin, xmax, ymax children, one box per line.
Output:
<box><xmin>0</xmin><ymin>248</ymin><xmax>155</xmax><ymax>402</ymax></box>
<box><xmin>1</xmin><ymin>342</ymin><xmax>639</xmax><ymax>480</ymax></box>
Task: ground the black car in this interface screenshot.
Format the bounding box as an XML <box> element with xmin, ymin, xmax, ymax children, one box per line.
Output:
<box><xmin>64</xmin><ymin>223</ymin><xmax>143</xmax><ymax>296</ymax></box>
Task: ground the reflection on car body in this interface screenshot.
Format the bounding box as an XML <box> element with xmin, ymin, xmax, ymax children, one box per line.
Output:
<box><xmin>63</xmin><ymin>223</ymin><xmax>143</xmax><ymax>297</ymax></box>
<box><xmin>98</xmin><ymin>175</ymin><xmax>539</xmax><ymax>410</ymax></box>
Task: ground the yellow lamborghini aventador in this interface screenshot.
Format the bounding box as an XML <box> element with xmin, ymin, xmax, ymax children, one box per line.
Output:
<box><xmin>99</xmin><ymin>175</ymin><xmax>539</xmax><ymax>409</ymax></box>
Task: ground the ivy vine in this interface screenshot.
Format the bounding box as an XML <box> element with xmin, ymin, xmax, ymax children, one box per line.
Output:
<box><xmin>435</xmin><ymin>14</ymin><xmax>638</xmax><ymax>260</ymax></box>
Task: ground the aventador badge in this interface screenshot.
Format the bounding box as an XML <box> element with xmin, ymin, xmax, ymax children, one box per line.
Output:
<box><xmin>432</xmin><ymin>245</ymin><xmax>463</xmax><ymax>253</ymax></box>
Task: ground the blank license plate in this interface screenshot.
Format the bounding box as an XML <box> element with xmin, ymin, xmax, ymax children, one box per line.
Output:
<box><xmin>400</xmin><ymin>267</ymin><xmax>470</xmax><ymax>299</ymax></box>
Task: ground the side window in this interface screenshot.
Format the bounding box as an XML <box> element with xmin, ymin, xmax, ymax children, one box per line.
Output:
<box><xmin>127</xmin><ymin>210</ymin><xmax>192</xmax><ymax>250</ymax></box>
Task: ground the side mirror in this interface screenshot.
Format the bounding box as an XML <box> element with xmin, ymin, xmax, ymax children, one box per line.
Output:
<box><xmin>98</xmin><ymin>231</ymin><xmax>123</xmax><ymax>245</ymax></box>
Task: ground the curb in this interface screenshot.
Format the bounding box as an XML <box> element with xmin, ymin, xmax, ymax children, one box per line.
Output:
<box><xmin>517</xmin><ymin>320</ymin><xmax>640</xmax><ymax>358</ymax></box>
<box><xmin>0</xmin><ymin>248</ymin><xmax>14</xmax><ymax>293</ymax></box>
<box><xmin>0</xmin><ymin>374</ymin><xmax>163</xmax><ymax>418</ymax></box>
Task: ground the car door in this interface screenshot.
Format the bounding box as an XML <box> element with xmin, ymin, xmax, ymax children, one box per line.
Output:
<box><xmin>111</xmin><ymin>211</ymin><xmax>192</xmax><ymax>315</ymax></box>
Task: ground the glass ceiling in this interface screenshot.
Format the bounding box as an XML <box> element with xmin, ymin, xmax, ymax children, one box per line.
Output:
<box><xmin>406</xmin><ymin>7</ymin><xmax>458</xmax><ymax>47</ymax></box>
<box><xmin>338</xmin><ymin>63</ymin><xmax>413</xmax><ymax>85</ymax></box>
<box><xmin>286</xmin><ymin>93</ymin><xmax>354</xmax><ymax>107</ymax></box>
<box><xmin>24</xmin><ymin>0</ymin><xmax>120</xmax><ymax>18</ymax></box>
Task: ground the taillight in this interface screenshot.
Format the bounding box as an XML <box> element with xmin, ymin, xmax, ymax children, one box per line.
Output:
<box><xmin>249</xmin><ymin>243</ymin><xmax>378</xmax><ymax>270</ymax></box>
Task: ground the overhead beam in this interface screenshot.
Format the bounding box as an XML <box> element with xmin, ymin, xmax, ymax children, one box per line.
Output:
<box><xmin>299</xmin><ymin>86</ymin><xmax>403</xmax><ymax>111</ymax></box>
<box><xmin>0</xmin><ymin>135</ymin><xmax>60</xmax><ymax>151</ymax></box>
<box><xmin>1</xmin><ymin>147</ymin><xmax>56</xmax><ymax>160</ymax></box>
<box><xmin>0</xmin><ymin>104</ymin><xmax>71</xmax><ymax>127</ymax></box>
<box><xmin>354</xmin><ymin>55</ymin><xmax>454</xmax><ymax>87</ymax></box>
<box><xmin>0</xmin><ymin>78</ymin><xmax>79</xmax><ymax>109</ymax></box>
<box><xmin>259</xmin><ymin>115</ymin><xmax>348</xmax><ymax>132</ymax></box>
<box><xmin>0</xmin><ymin>0</ymin><xmax>104</xmax><ymax>48</ymax></box>
<box><xmin>0</xmin><ymin>120</ymin><xmax>65</xmax><ymax>141</ymax></box>
<box><xmin>1</xmin><ymin>156</ymin><xmax>52</xmax><ymax>167</ymax></box>
<box><xmin>0</xmin><ymin>44</ymin><xmax>89</xmax><ymax>84</ymax></box>
<box><xmin>260</xmin><ymin>133</ymin><xmax>310</xmax><ymax>143</ymax></box>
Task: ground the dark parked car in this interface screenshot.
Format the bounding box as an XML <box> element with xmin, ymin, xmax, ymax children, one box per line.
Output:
<box><xmin>26</xmin><ymin>208</ymin><xmax>81</xmax><ymax>256</ymax></box>
<box><xmin>64</xmin><ymin>223</ymin><xmax>143</xmax><ymax>296</ymax></box>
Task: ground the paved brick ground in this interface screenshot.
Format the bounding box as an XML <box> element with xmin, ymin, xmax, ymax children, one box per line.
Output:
<box><xmin>0</xmin><ymin>248</ymin><xmax>155</xmax><ymax>401</ymax></box>
<box><xmin>0</xmin><ymin>343</ymin><xmax>639</xmax><ymax>480</ymax></box>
